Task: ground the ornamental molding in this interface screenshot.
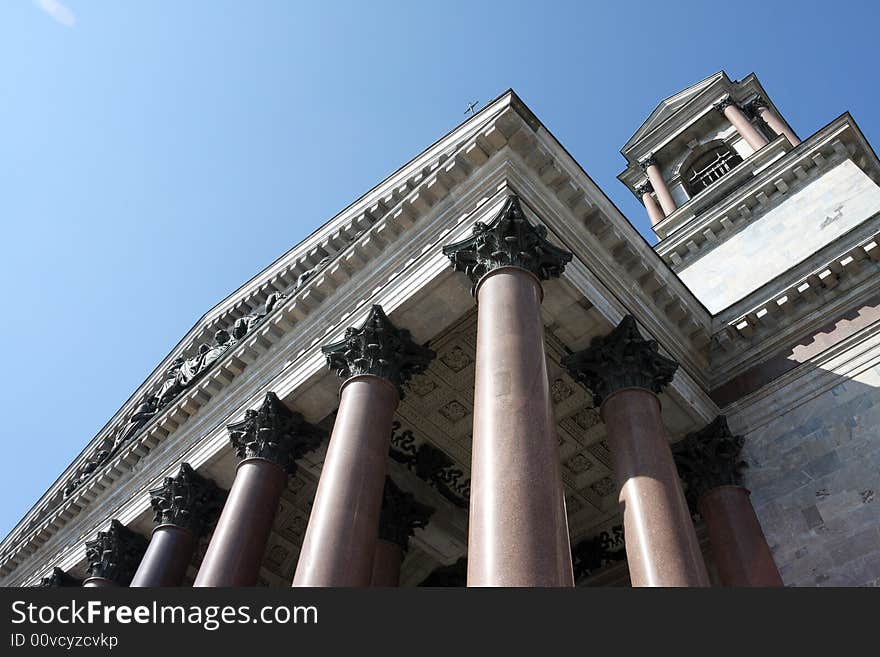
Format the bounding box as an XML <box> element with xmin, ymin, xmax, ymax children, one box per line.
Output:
<box><xmin>710</xmin><ymin>230</ymin><xmax>880</xmax><ymax>385</ymax></box>
<box><xmin>571</xmin><ymin>524</ymin><xmax>626</xmax><ymax>581</ymax></box>
<box><xmin>148</xmin><ymin>462</ymin><xmax>225</xmax><ymax>537</ymax></box>
<box><xmin>1</xmin><ymin>92</ymin><xmax>717</xmax><ymax>582</ymax></box>
<box><xmin>84</xmin><ymin>520</ymin><xmax>148</xmax><ymax>586</ymax></box>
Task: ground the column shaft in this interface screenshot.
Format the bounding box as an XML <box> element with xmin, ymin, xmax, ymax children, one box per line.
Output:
<box><xmin>723</xmin><ymin>104</ymin><xmax>769</xmax><ymax>151</ymax></box>
<box><xmin>699</xmin><ymin>485</ymin><xmax>783</xmax><ymax>587</ymax></box>
<box><xmin>757</xmin><ymin>106</ymin><xmax>800</xmax><ymax>146</ymax></box>
<box><xmin>468</xmin><ymin>267</ymin><xmax>574</xmax><ymax>587</ymax></box>
<box><xmin>130</xmin><ymin>525</ymin><xmax>197</xmax><ymax>587</ymax></box>
<box><xmin>194</xmin><ymin>458</ymin><xmax>287</xmax><ymax>587</ymax></box>
<box><xmin>642</xmin><ymin>191</ymin><xmax>665</xmax><ymax>226</ymax></box>
<box><xmin>293</xmin><ymin>375</ymin><xmax>399</xmax><ymax>586</ymax></box>
<box><xmin>370</xmin><ymin>539</ymin><xmax>403</xmax><ymax>587</ymax></box>
<box><xmin>644</xmin><ymin>163</ymin><xmax>677</xmax><ymax>216</ymax></box>
<box><xmin>601</xmin><ymin>388</ymin><xmax>709</xmax><ymax>587</ymax></box>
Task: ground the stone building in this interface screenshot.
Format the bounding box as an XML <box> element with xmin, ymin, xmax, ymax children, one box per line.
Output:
<box><xmin>3</xmin><ymin>70</ymin><xmax>879</xmax><ymax>588</ymax></box>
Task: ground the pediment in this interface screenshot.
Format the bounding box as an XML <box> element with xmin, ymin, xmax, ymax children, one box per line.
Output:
<box><xmin>622</xmin><ymin>72</ymin><xmax>726</xmax><ymax>154</ymax></box>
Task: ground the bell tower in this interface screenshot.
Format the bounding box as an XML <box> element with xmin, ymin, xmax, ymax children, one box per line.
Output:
<box><xmin>619</xmin><ymin>71</ymin><xmax>880</xmax><ymax>315</ymax></box>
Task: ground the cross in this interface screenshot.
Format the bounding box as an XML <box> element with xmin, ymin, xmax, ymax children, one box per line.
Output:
<box><xmin>464</xmin><ymin>100</ymin><xmax>479</xmax><ymax>116</ymax></box>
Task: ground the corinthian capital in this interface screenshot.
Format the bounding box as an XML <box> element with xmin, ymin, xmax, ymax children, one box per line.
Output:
<box><xmin>713</xmin><ymin>94</ymin><xmax>736</xmax><ymax>114</ymax></box>
<box><xmin>148</xmin><ymin>463</ymin><xmax>226</xmax><ymax>537</ymax></box>
<box><xmin>441</xmin><ymin>195</ymin><xmax>572</xmax><ymax>291</ymax></box>
<box><xmin>639</xmin><ymin>153</ymin><xmax>658</xmax><ymax>171</ymax></box>
<box><xmin>674</xmin><ymin>416</ymin><xmax>746</xmax><ymax>513</ymax></box>
<box><xmin>634</xmin><ymin>180</ymin><xmax>654</xmax><ymax>196</ymax></box>
<box><xmin>562</xmin><ymin>315</ymin><xmax>678</xmax><ymax>406</ymax></box>
<box><xmin>84</xmin><ymin>520</ymin><xmax>148</xmax><ymax>585</ymax></box>
<box><xmin>378</xmin><ymin>477</ymin><xmax>435</xmax><ymax>551</ymax></box>
<box><xmin>227</xmin><ymin>392</ymin><xmax>325</xmax><ymax>474</ymax></box>
<box><xmin>322</xmin><ymin>305</ymin><xmax>435</xmax><ymax>398</ymax></box>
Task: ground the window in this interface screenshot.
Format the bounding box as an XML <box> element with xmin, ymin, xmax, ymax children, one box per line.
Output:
<box><xmin>681</xmin><ymin>143</ymin><xmax>743</xmax><ymax>196</ymax></box>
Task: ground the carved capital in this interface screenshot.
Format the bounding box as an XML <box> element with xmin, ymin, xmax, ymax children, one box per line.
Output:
<box><xmin>713</xmin><ymin>94</ymin><xmax>736</xmax><ymax>114</ymax></box>
<box><xmin>148</xmin><ymin>463</ymin><xmax>226</xmax><ymax>537</ymax></box>
<box><xmin>441</xmin><ymin>195</ymin><xmax>572</xmax><ymax>291</ymax></box>
<box><xmin>634</xmin><ymin>180</ymin><xmax>654</xmax><ymax>196</ymax></box>
<box><xmin>227</xmin><ymin>392</ymin><xmax>325</xmax><ymax>474</ymax></box>
<box><xmin>322</xmin><ymin>305</ymin><xmax>435</xmax><ymax>398</ymax></box>
<box><xmin>674</xmin><ymin>416</ymin><xmax>746</xmax><ymax>513</ymax></box>
<box><xmin>377</xmin><ymin>477</ymin><xmax>435</xmax><ymax>551</ymax></box>
<box><xmin>562</xmin><ymin>315</ymin><xmax>678</xmax><ymax>406</ymax></box>
<box><xmin>742</xmin><ymin>95</ymin><xmax>768</xmax><ymax>119</ymax></box>
<box><xmin>84</xmin><ymin>520</ymin><xmax>148</xmax><ymax>585</ymax></box>
<box><xmin>36</xmin><ymin>567</ymin><xmax>82</xmax><ymax>588</ymax></box>
<box><xmin>639</xmin><ymin>153</ymin><xmax>658</xmax><ymax>171</ymax></box>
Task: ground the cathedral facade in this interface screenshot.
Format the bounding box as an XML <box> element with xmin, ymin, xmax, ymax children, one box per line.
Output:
<box><xmin>4</xmin><ymin>71</ymin><xmax>879</xmax><ymax>587</ymax></box>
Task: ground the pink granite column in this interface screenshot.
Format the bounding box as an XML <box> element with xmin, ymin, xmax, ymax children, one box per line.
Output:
<box><xmin>636</xmin><ymin>181</ymin><xmax>665</xmax><ymax>226</ymax></box>
<box><xmin>293</xmin><ymin>306</ymin><xmax>435</xmax><ymax>587</ymax></box>
<box><xmin>564</xmin><ymin>315</ymin><xmax>710</xmax><ymax>587</ymax></box>
<box><xmin>132</xmin><ymin>463</ymin><xmax>224</xmax><ymax>587</ymax></box>
<box><xmin>194</xmin><ymin>392</ymin><xmax>324</xmax><ymax>587</ymax></box>
<box><xmin>443</xmin><ymin>195</ymin><xmax>575</xmax><ymax>587</ymax></box>
<box><xmin>675</xmin><ymin>416</ymin><xmax>783</xmax><ymax>587</ymax></box>
<box><xmin>83</xmin><ymin>520</ymin><xmax>148</xmax><ymax>588</ymax></box>
<box><xmin>371</xmin><ymin>540</ymin><xmax>403</xmax><ymax>587</ymax></box>
<box><xmin>641</xmin><ymin>155</ymin><xmax>677</xmax><ymax>216</ymax></box>
<box><xmin>715</xmin><ymin>96</ymin><xmax>769</xmax><ymax>151</ymax></box>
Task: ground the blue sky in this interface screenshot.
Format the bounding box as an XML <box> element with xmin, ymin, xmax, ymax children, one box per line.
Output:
<box><xmin>0</xmin><ymin>0</ymin><xmax>877</xmax><ymax>538</ymax></box>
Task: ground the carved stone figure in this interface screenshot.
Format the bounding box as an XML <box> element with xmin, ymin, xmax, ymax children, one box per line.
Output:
<box><xmin>294</xmin><ymin>256</ymin><xmax>332</xmax><ymax>291</ymax></box>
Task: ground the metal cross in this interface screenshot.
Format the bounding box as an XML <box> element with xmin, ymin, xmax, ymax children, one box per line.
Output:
<box><xmin>464</xmin><ymin>100</ymin><xmax>479</xmax><ymax>116</ymax></box>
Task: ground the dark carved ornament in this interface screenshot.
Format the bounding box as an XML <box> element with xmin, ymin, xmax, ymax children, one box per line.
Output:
<box><xmin>743</xmin><ymin>95</ymin><xmax>768</xmax><ymax>119</ymax></box>
<box><xmin>571</xmin><ymin>525</ymin><xmax>626</xmax><ymax>582</ymax></box>
<box><xmin>378</xmin><ymin>477</ymin><xmax>435</xmax><ymax>551</ymax></box>
<box><xmin>148</xmin><ymin>462</ymin><xmax>226</xmax><ymax>537</ymax></box>
<box><xmin>227</xmin><ymin>392</ymin><xmax>325</xmax><ymax>475</ymax></box>
<box><xmin>634</xmin><ymin>180</ymin><xmax>654</xmax><ymax>196</ymax></box>
<box><xmin>84</xmin><ymin>520</ymin><xmax>148</xmax><ymax>586</ymax></box>
<box><xmin>441</xmin><ymin>195</ymin><xmax>573</xmax><ymax>291</ymax></box>
<box><xmin>322</xmin><ymin>304</ymin><xmax>435</xmax><ymax>398</ymax></box>
<box><xmin>36</xmin><ymin>567</ymin><xmax>82</xmax><ymax>588</ymax></box>
<box><xmin>62</xmin><ymin>291</ymin><xmax>293</xmax><ymax>500</ymax></box>
<box><xmin>713</xmin><ymin>94</ymin><xmax>737</xmax><ymax>114</ymax></box>
<box><xmin>418</xmin><ymin>558</ymin><xmax>467</xmax><ymax>587</ymax></box>
<box><xmin>638</xmin><ymin>153</ymin><xmax>658</xmax><ymax>171</ymax></box>
<box><xmin>673</xmin><ymin>415</ymin><xmax>746</xmax><ymax>514</ymax></box>
<box><xmin>562</xmin><ymin>315</ymin><xmax>678</xmax><ymax>407</ymax></box>
<box><xmin>389</xmin><ymin>421</ymin><xmax>470</xmax><ymax>508</ymax></box>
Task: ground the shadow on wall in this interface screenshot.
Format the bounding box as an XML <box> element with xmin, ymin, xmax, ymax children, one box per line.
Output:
<box><xmin>732</xmin><ymin>358</ymin><xmax>880</xmax><ymax>587</ymax></box>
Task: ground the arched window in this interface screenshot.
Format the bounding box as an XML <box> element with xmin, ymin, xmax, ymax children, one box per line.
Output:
<box><xmin>681</xmin><ymin>142</ymin><xmax>743</xmax><ymax>197</ymax></box>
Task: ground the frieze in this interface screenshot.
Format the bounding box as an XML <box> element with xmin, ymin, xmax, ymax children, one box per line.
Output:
<box><xmin>389</xmin><ymin>421</ymin><xmax>470</xmax><ymax>509</ymax></box>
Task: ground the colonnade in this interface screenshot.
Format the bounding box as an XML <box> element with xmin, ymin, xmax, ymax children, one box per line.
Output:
<box><xmin>43</xmin><ymin>196</ymin><xmax>781</xmax><ymax>588</ymax></box>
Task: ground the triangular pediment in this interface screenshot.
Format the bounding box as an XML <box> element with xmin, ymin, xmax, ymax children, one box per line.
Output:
<box><xmin>622</xmin><ymin>72</ymin><xmax>726</xmax><ymax>154</ymax></box>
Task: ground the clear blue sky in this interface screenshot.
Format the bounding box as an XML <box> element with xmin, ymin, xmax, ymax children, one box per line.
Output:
<box><xmin>1</xmin><ymin>0</ymin><xmax>876</xmax><ymax>538</ymax></box>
